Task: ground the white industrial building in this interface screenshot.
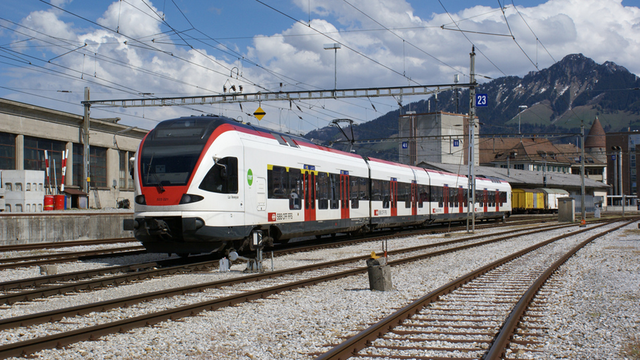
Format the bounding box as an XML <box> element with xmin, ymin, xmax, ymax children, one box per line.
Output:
<box><xmin>398</xmin><ymin>111</ymin><xmax>479</xmax><ymax>167</ymax></box>
<box><xmin>0</xmin><ymin>98</ymin><xmax>148</xmax><ymax>211</ymax></box>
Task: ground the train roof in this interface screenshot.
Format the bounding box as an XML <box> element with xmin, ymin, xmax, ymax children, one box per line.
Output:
<box><xmin>421</xmin><ymin>161</ymin><xmax>610</xmax><ymax>191</ymax></box>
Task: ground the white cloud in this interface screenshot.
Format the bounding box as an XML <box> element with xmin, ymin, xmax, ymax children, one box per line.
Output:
<box><xmin>3</xmin><ymin>0</ymin><xmax>640</xmax><ymax>132</ymax></box>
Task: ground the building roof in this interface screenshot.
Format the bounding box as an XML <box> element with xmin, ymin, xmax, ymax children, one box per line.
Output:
<box><xmin>420</xmin><ymin>161</ymin><xmax>609</xmax><ymax>191</ymax></box>
<box><xmin>480</xmin><ymin>137</ymin><xmax>573</xmax><ymax>165</ymax></box>
<box><xmin>584</xmin><ymin>117</ymin><xmax>606</xmax><ymax>149</ymax></box>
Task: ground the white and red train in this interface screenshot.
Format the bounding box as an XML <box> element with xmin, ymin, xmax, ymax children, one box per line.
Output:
<box><xmin>124</xmin><ymin>115</ymin><xmax>512</xmax><ymax>255</ymax></box>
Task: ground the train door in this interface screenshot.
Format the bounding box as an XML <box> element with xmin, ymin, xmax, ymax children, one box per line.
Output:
<box><xmin>411</xmin><ymin>181</ymin><xmax>417</xmax><ymax>216</ymax></box>
<box><xmin>458</xmin><ymin>186</ymin><xmax>464</xmax><ymax>213</ymax></box>
<box><xmin>303</xmin><ymin>165</ymin><xmax>316</xmax><ymax>222</ymax></box>
<box><xmin>443</xmin><ymin>185</ymin><xmax>449</xmax><ymax>214</ymax></box>
<box><xmin>495</xmin><ymin>190</ymin><xmax>500</xmax><ymax>212</ymax></box>
<box><xmin>390</xmin><ymin>178</ymin><xmax>398</xmax><ymax>217</ymax></box>
<box><xmin>483</xmin><ymin>189</ymin><xmax>488</xmax><ymax>213</ymax></box>
<box><xmin>340</xmin><ymin>171</ymin><xmax>350</xmax><ymax>219</ymax></box>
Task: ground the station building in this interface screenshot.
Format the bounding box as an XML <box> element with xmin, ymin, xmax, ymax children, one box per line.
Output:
<box><xmin>0</xmin><ymin>98</ymin><xmax>148</xmax><ymax>210</ymax></box>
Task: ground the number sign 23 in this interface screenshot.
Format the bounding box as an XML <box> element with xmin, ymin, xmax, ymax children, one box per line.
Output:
<box><xmin>475</xmin><ymin>94</ymin><xmax>488</xmax><ymax>107</ymax></box>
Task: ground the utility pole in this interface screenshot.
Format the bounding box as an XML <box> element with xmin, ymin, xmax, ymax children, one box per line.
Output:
<box><xmin>83</xmin><ymin>87</ymin><xmax>91</xmax><ymax>195</ymax></box>
<box><xmin>324</xmin><ymin>43</ymin><xmax>341</xmax><ymax>89</ymax></box>
<box><xmin>467</xmin><ymin>46</ymin><xmax>476</xmax><ymax>233</ymax></box>
<box><xmin>580</xmin><ymin>121</ymin><xmax>586</xmax><ymax>226</ymax></box>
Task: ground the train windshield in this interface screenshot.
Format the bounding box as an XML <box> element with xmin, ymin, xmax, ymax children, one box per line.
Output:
<box><xmin>139</xmin><ymin>118</ymin><xmax>221</xmax><ymax>188</ymax></box>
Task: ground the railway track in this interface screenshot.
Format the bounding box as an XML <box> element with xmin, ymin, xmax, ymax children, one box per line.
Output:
<box><xmin>0</xmin><ymin>219</ymin><xmax>622</xmax><ymax>359</ymax></box>
<box><xmin>0</xmin><ymin>238</ymin><xmax>137</xmax><ymax>253</ymax></box>
<box><xmin>315</xmin><ymin>219</ymin><xmax>635</xmax><ymax>360</ymax></box>
<box><xmin>0</xmin><ymin>222</ymin><xmax>574</xmax><ymax>306</ymax></box>
<box><xmin>0</xmin><ymin>246</ymin><xmax>146</xmax><ymax>271</ymax></box>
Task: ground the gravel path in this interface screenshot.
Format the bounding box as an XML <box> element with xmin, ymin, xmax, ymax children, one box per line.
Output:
<box><xmin>2</xmin><ymin>221</ymin><xmax>638</xmax><ymax>359</ymax></box>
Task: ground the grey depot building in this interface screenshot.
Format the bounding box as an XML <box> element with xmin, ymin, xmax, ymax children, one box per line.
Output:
<box><xmin>0</xmin><ymin>97</ymin><xmax>148</xmax><ymax>210</ymax></box>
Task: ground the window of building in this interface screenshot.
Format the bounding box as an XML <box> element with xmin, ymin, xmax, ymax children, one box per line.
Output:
<box><xmin>73</xmin><ymin>143</ymin><xmax>83</xmax><ymax>187</ymax></box>
<box><xmin>90</xmin><ymin>146</ymin><xmax>107</xmax><ymax>188</ymax></box>
<box><xmin>0</xmin><ymin>132</ymin><xmax>16</xmax><ymax>170</ymax></box>
<box><xmin>24</xmin><ymin>136</ymin><xmax>66</xmax><ymax>184</ymax></box>
<box><xmin>119</xmin><ymin>150</ymin><xmax>135</xmax><ymax>190</ymax></box>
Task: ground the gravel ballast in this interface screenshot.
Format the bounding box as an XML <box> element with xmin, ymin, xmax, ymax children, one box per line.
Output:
<box><xmin>2</xmin><ymin>222</ymin><xmax>638</xmax><ymax>359</ymax></box>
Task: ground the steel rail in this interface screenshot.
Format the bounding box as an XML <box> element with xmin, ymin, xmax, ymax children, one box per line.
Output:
<box><xmin>0</xmin><ymin>222</ymin><xmax>587</xmax><ymax>358</ymax></box>
<box><xmin>0</xmin><ymin>246</ymin><xmax>146</xmax><ymax>271</ymax></box>
<box><xmin>483</xmin><ymin>219</ymin><xmax>636</xmax><ymax>359</ymax></box>
<box><xmin>0</xmin><ymin>222</ymin><xmax>572</xmax><ymax>308</ymax></box>
<box><xmin>315</xmin><ymin>219</ymin><xmax>632</xmax><ymax>360</ymax></box>
<box><xmin>0</xmin><ymin>238</ymin><xmax>137</xmax><ymax>252</ymax></box>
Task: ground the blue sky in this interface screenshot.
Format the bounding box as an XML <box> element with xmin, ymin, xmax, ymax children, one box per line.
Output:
<box><xmin>1</xmin><ymin>0</ymin><xmax>639</xmax><ymax>133</ymax></box>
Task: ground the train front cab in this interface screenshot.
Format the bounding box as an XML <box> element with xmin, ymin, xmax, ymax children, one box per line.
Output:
<box><xmin>127</xmin><ymin>117</ymin><xmax>253</xmax><ymax>254</ymax></box>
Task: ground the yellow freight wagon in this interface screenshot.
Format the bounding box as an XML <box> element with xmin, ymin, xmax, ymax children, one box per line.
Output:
<box><xmin>512</xmin><ymin>188</ymin><xmax>545</xmax><ymax>213</ymax></box>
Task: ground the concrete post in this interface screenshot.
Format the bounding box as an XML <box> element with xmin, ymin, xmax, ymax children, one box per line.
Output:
<box><xmin>366</xmin><ymin>256</ymin><xmax>393</xmax><ymax>291</ymax></box>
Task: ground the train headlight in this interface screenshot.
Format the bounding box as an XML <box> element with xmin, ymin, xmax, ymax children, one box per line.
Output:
<box><xmin>135</xmin><ymin>195</ymin><xmax>146</xmax><ymax>205</ymax></box>
<box><xmin>179</xmin><ymin>194</ymin><xmax>204</xmax><ymax>204</ymax></box>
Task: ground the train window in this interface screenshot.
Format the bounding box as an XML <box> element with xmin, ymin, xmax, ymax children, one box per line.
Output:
<box><xmin>350</xmin><ymin>177</ymin><xmax>359</xmax><ymax>209</ymax></box>
<box><xmin>476</xmin><ymin>190</ymin><xmax>484</xmax><ymax>206</ymax></box>
<box><xmin>398</xmin><ymin>182</ymin><xmax>411</xmax><ymax>208</ymax></box>
<box><xmin>359</xmin><ymin>177</ymin><xmax>370</xmax><ymax>201</ymax></box>
<box><xmin>371</xmin><ymin>179</ymin><xmax>382</xmax><ymax>202</ymax></box>
<box><xmin>382</xmin><ymin>180</ymin><xmax>390</xmax><ymax>208</ymax></box>
<box><xmin>330</xmin><ymin>173</ymin><xmax>340</xmax><ymax>209</ymax></box>
<box><xmin>317</xmin><ymin>172</ymin><xmax>329</xmax><ymax>209</ymax></box>
<box><xmin>289</xmin><ymin>168</ymin><xmax>302</xmax><ymax>210</ymax></box>
<box><xmin>450</xmin><ymin>187</ymin><xmax>456</xmax><ymax>208</ymax></box>
<box><xmin>432</xmin><ymin>186</ymin><xmax>443</xmax><ymax>207</ymax></box>
<box><xmin>199</xmin><ymin>157</ymin><xmax>238</xmax><ymax>194</ymax></box>
<box><xmin>417</xmin><ymin>184</ymin><xmax>429</xmax><ymax>208</ymax></box>
<box><xmin>267</xmin><ymin>165</ymin><xmax>289</xmax><ymax>199</ymax></box>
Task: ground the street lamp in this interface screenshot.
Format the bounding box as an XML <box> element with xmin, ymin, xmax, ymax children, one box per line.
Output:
<box><xmin>324</xmin><ymin>43</ymin><xmax>341</xmax><ymax>89</ymax></box>
<box><xmin>518</xmin><ymin>105</ymin><xmax>527</xmax><ymax>134</ymax></box>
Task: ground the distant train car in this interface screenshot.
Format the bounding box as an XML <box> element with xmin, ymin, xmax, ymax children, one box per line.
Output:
<box><xmin>512</xmin><ymin>188</ymin><xmax>542</xmax><ymax>213</ymax></box>
<box><xmin>536</xmin><ymin>188</ymin><xmax>570</xmax><ymax>213</ymax></box>
<box><xmin>124</xmin><ymin>115</ymin><xmax>512</xmax><ymax>255</ymax></box>
<box><xmin>513</xmin><ymin>187</ymin><xmax>568</xmax><ymax>213</ymax></box>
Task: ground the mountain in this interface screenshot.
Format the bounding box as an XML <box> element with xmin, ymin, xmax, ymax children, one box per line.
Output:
<box><xmin>305</xmin><ymin>54</ymin><xmax>640</xmax><ymax>161</ymax></box>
